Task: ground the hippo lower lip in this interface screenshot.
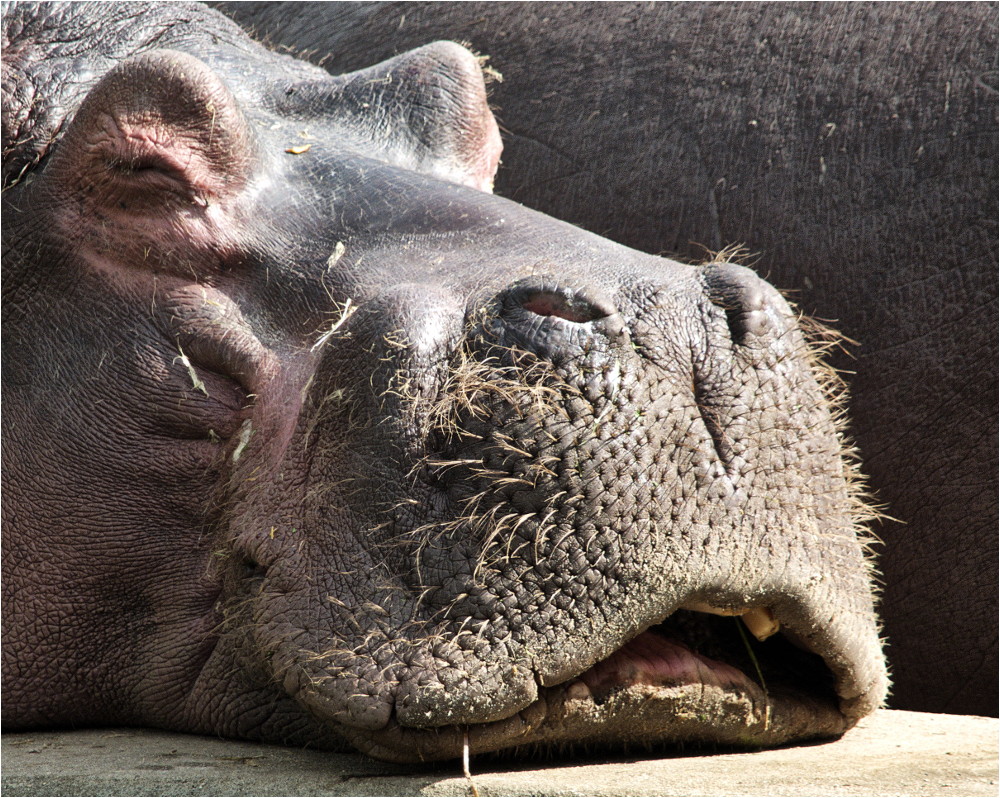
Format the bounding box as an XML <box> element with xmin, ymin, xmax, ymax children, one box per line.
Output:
<box><xmin>337</xmin><ymin>607</ymin><xmax>852</xmax><ymax>762</ymax></box>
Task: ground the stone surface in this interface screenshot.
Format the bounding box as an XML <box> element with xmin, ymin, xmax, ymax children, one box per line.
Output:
<box><xmin>2</xmin><ymin>710</ymin><xmax>997</xmax><ymax>797</ymax></box>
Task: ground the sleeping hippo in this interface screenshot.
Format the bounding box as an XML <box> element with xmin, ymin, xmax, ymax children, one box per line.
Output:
<box><xmin>215</xmin><ymin>0</ymin><xmax>1000</xmax><ymax>719</ymax></box>
<box><xmin>1</xmin><ymin>1</ymin><xmax>887</xmax><ymax>761</ymax></box>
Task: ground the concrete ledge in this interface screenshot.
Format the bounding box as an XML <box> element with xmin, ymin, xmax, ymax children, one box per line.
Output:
<box><xmin>2</xmin><ymin>710</ymin><xmax>997</xmax><ymax>797</ymax></box>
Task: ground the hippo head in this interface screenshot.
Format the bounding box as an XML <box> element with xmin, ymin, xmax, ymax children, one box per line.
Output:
<box><xmin>2</xmin><ymin>2</ymin><xmax>886</xmax><ymax>762</ymax></box>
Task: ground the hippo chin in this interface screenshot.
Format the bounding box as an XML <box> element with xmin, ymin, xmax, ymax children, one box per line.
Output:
<box><xmin>1</xmin><ymin>1</ymin><xmax>887</xmax><ymax>762</ymax></box>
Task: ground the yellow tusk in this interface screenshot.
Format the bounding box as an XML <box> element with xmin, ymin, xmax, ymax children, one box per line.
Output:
<box><xmin>742</xmin><ymin>607</ymin><xmax>781</xmax><ymax>641</ymax></box>
<box><xmin>682</xmin><ymin>601</ymin><xmax>744</xmax><ymax>617</ymax></box>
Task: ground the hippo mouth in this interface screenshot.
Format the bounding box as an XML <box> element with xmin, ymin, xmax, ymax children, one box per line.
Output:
<box><xmin>336</xmin><ymin>604</ymin><xmax>858</xmax><ymax>763</ymax></box>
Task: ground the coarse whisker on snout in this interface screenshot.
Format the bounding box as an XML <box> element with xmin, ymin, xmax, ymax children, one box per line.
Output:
<box><xmin>310</xmin><ymin>297</ymin><xmax>358</xmax><ymax>353</ymax></box>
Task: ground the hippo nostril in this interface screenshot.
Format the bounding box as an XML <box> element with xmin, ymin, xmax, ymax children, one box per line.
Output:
<box><xmin>703</xmin><ymin>263</ymin><xmax>785</xmax><ymax>344</ymax></box>
<box><xmin>520</xmin><ymin>290</ymin><xmax>609</xmax><ymax>324</ymax></box>
<box><xmin>487</xmin><ymin>281</ymin><xmax>621</xmax><ymax>360</ymax></box>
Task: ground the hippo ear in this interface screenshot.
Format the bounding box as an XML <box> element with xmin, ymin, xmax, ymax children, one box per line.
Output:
<box><xmin>45</xmin><ymin>49</ymin><xmax>254</xmax><ymax>271</ymax></box>
<box><xmin>331</xmin><ymin>41</ymin><xmax>502</xmax><ymax>192</ymax></box>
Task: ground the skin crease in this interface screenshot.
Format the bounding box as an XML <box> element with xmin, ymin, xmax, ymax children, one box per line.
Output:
<box><xmin>3</xmin><ymin>2</ymin><xmax>888</xmax><ymax>763</ymax></box>
<box><xmin>212</xmin><ymin>0</ymin><xmax>1000</xmax><ymax>718</ymax></box>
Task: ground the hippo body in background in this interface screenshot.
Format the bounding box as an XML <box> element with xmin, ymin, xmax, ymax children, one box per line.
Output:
<box><xmin>3</xmin><ymin>1</ymin><xmax>887</xmax><ymax>761</ymax></box>
<box><xmin>215</xmin><ymin>0</ymin><xmax>1000</xmax><ymax>718</ymax></box>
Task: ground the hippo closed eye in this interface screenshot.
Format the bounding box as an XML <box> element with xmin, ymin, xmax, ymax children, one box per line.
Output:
<box><xmin>2</xmin><ymin>1</ymin><xmax>887</xmax><ymax>762</ymax></box>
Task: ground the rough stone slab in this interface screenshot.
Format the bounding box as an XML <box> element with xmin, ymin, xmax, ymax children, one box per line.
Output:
<box><xmin>2</xmin><ymin>709</ymin><xmax>997</xmax><ymax>797</ymax></box>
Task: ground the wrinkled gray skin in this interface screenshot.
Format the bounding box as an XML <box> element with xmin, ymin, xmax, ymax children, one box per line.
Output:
<box><xmin>215</xmin><ymin>0</ymin><xmax>1000</xmax><ymax>718</ymax></box>
<box><xmin>2</xmin><ymin>2</ymin><xmax>888</xmax><ymax>762</ymax></box>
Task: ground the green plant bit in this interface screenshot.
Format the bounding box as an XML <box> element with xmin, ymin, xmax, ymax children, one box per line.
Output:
<box><xmin>735</xmin><ymin>617</ymin><xmax>772</xmax><ymax>732</ymax></box>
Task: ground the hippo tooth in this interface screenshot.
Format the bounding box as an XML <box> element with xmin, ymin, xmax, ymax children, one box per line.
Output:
<box><xmin>682</xmin><ymin>601</ymin><xmax>744</xmax><ymax>617</ymax></box>
<box><xmin>683</xmin><ymin>601</ymin><xmax>781</xmax><ymax>640</ymax></box>
<box><xmin>565</xmin><ymin>681</ymin><xmax>592</xmax><ymax>701</ymax></box>
<box><xmin>742</xmin><ymin>607</ymin><xmax>780</xmax><ymax>641</ymax></box>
